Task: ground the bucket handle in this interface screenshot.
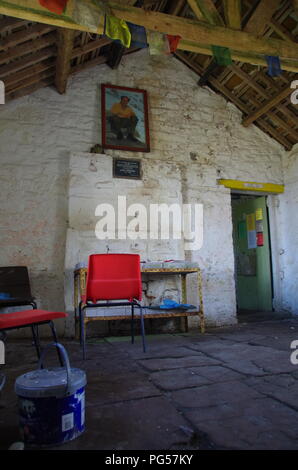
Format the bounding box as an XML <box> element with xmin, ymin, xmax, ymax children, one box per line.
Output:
<box><xmin>38</xmin><ymin>342</ymin><xmax>71</xmax><ymax>393</ymax></box>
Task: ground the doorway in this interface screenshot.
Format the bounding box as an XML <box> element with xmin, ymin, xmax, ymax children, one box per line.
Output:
<box><xmin>231</xmin><ymin>194</ymin><xmax>273</xmax><ymax>315</ymax></box>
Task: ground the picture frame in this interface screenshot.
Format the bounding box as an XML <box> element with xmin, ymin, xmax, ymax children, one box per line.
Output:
<box><xmin>101</xmin><ymin>84</ymin><xmax>150</xmax><ymax>153</ymax></box>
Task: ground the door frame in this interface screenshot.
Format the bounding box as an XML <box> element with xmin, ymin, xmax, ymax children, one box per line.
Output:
<box><xmin>230</xmin><ymin>190</ymin><xmax>282</xmax><ymax>313</ymax></box>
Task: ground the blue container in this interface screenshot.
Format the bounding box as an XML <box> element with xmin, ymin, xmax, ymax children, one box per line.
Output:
<box><xmin>14</xmin><ymin>343</ymin><xmax>86</xmax><ymax>447</ymax></box>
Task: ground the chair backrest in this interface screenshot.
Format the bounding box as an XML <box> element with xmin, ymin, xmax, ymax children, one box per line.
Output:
<box><xmin>0</xmin><ymin>266</ymin><xmax>32</xmax><ymax>301</ymax></box>
<box><xmin>85</xmin><ymin>254</ymin><xmax>142</xmax><ymax>303</ymax></box>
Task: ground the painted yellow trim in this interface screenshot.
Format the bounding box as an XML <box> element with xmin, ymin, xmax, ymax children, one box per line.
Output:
<box><xmin>218</xmin><ymin>179</ymin><xmax>284</xmax><ymax>194</ymax></box>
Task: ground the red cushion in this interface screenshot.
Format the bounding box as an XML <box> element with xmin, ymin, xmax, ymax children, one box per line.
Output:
<box><xmin>0</xmin><ymin>309</ymin><xmax>67</xmax><ymax>329</ymax></box>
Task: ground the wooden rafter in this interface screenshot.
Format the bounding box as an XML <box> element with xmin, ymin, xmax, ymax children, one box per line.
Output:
<box><xmin>178</xmin><ymin>40</ymin><xmax>298</xmax><ymax>72</ymax></box>
<box><xmin>244</xmin><ymin>0</ymin><xmax>281</xmax><ymax>35</ymax></box>
<box><xmin>0</xmin><ymin>32</ymin><xmax>56</xmax><ymax>64</ymax></box>
<box><xmin>187</xmin><ymin>0</ymin><xmax>224</xmax><ymax>25</ymax></box>
<box><xmin>242</xmin><ymin>86</ymin><xmax>294</xmax><ymax>127</ymax></box>
<box><xmin>1</xmin><ymin>1</ymin><xmax>298</xmax><ymax>65</ymax></box>
<box><xmin>0</xmin><ymin>47</ymin><xmax>55</xmax><ymax>77</ymax></box>
<box><xmin>292</xmin><ymin>0</ymin><xmax>298</xmax><ymax>12</ymax></box>
<box><xmin>223</xmin><ymin>0</ymin><xmax>241</xmax><ymax>29</ymax></box>
<box><xmin>175</xmin><ymin>50</ymin><xmax>293</xmax><ymax>150</ymax></box>
<box><xmin>55</xmin><ymin>28</ymin><xmax>75</xmax><ymax>94</ymax></box>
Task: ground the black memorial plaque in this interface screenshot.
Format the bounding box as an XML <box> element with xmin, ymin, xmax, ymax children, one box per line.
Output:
<box><xmin>113</xmin><ymin>158</ymin><xmax>142</xmax><ymax>179</ymax></box>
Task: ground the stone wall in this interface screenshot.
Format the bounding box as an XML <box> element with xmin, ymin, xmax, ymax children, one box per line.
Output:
<box><xmin>0</xmin><ymin>49</ymin><xmax>286</xmax><ymax>335</ymax></box>
<box><xmin>277</xmin><ymin>144</ymin><xmax>298</xmax><ymax>314</ymax></box>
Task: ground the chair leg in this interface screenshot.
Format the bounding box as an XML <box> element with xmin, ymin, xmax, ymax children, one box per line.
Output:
<box><xmin>31</xmin><ymin>325</ymin><xmax>41</xmax><ymax>360</ymax></box>
<box><xmin>131</xmin><ymin>303</ymin><xmax>135</xmax><ymax>345</ymax></box>
<box><xmin>49</xmin><ymin>321</ymin><xmax>64</xmax><ymax>366</ymax></box>
<box><xmin>80</xmin><ymin>308</ymin><xmax>86</xmax><ymax>360</ymax></box>
<box><xmin>138</xmin><ymin>305</ymin><xmax>146</xmax><ymax>353</ymax></box>
<box><xmin>79</xmin><ymin>301</ymin><xmax>83</xmax><ymax>345</ymax></box>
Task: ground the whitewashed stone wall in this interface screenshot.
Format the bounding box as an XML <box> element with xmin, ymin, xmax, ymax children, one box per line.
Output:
<box><xmin>0</xmin><ymin>49</ymin><xmax>286</xmax><ymax>336</ymax></box>
<box><xmin>277</xmin><ymin>144</ymin><xmax>298</xmax><ymax>314</ymax></box>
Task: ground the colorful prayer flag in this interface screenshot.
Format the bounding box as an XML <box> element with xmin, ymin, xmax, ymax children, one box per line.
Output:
<box><xmin>265</xmin><ymin>56</ymin><xmax>282</xmax><ymax>77</ymax></box>
<box><xmin>105</xmin><ymin>15</ymin><xmax>131</xmax><ymax>48</ymax></box>
<box><xmin>166</xmin><ymin>35</ymin><xmax>181</xmax><ymax>53</ymax></box>
<box><xmin>39</xmin><ymin>0</ymin><xmax>68</xmax><ymax>14</ymax></box>
<box><xmin>127</xmin><ymin>22</ymin><xmax>147</xmax><ymax>49</ymax></box>
<box><xmin>211</xmin><ymin>45</ymin><xmax>232</xmax><ymax>66</ymax></box>
<box><xmin>146</xmin><ymin>30</ymin><xmax>170</xmax><ymax>55</ymax></box>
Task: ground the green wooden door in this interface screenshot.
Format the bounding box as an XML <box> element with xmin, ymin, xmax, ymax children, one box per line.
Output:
<box><xmin>232</xmin><ymin>196</ymin><xmax>272</xmax><ymax>312</ymax></box>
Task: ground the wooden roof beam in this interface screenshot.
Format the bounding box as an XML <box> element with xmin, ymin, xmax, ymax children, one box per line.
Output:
<box><xmin>223</xmin><ymin>0</ymin><xmax>241</xmax><ymax>30</ymax></box>
<box><xmin>177</xmin><ymin>40</ymin><xmax>298</xmax><ymax>73</ymax></box>
<box><xmin>0</xmin><ymin>23</ymin><xmax>54</xmax><ymax>51</ymax></box>
<box><xmin>242</xmin><ymin>86</ymin><xmax>294</xmax><ymax>127</ymax></box>
<box><xmin>175</xmin><ymin>50</ymin><xmax>292</xmax><ymax>149</ymax></box>
<box><xmin>55</xmin><ymin>28</ymin><xmax>75</xmax><ymax>94</ymax></box>
<box><xmin>244</xmin><ymin>0</ymin><xmax>281</xmax><ymax>35</ymax></box>
<box><xmin>0</xmin><ymin>46</ymin><xmax>55</xmax><ymax>78</ymax></box>
<box><xmin>72</xmin><ymin>37</ymin><xmax>112</xmax><ymax>59</ymax></box>
<box><xmin>1</xmin><ymin>1</ymin><xmax>297</xmax><ymax>61</ymax></box>
<box><xmin>169</xmin><ymin>0</ymin><xmax>186</xmax><ymax>16</ymax></box>
<box><xmin>0</xmin><ymin>32</ymin><xmax>57</xmax><ymax>65</ymax></box>
<box><xmin>292</xmin><ymin>0</ymin><xmax>298</xmax><ymax>13</ymax></box>
<box><xmin>187</xmin><ymin>0</ymin><xmax>224</xmax><ymax>24</ymax></box>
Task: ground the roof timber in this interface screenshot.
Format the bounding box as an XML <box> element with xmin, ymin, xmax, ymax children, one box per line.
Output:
<box><xmin>55</xmin><ymin>28</ymin><xmax>75</xmax><ymax>94</ymax></box>
<box><xmin>0</xmin><ymin>0</ymin><xmax>297</xmax><ymax>150</ymax></box>
<box><xmin>243</xmin><ymin>0</ymin><xmax>281</xmax><ymax>35</ymax></box>
<box><xmin>0</xmin><ymin>1</ymin><xmax>298</xmax><ymax>65</ymax></box>
<box><xmin>223</xmin><ymin>0</ymin><xmax>241</xmax><ymax>30</ymax></box>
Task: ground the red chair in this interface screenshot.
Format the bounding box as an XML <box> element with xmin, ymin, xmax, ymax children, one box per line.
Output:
<box><xmin>79</xmin><ymin>254</ymin><xmax>146</xmax><ymax>359</ymax></box>
<box><xmin>0</xmin><ymin>310</ymin><xmax>68</xmax><ymax>365</ymax></box>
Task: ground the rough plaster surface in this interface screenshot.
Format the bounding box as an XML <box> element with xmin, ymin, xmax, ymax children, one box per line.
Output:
<box><xmin>278</xmin><ymin>143</ymin><xmax>298</xmax><ymax>315</ymax></box>
<box><xmin>0</xmin><ymin>49</ymin><xmax>287</xmax><ymax>335</ymax></box>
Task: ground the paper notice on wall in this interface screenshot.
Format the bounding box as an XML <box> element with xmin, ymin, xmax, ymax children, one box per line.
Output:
<box><xmin>247</xmin><ymin>230</ymin><xmax>257</xmax><ymax>249</ymax></box>
<box><xmin>246</xmin><ymin>213</ymin><xmax>256</xmax><ymax>231</ymax></box>
<box><xmin>256</xmin><ymin>208</ymin><xmax>263</xmax><ymax>220</ymax></box>
<box><xmin>238</xmin><ymin>220</ymin><xmax>246</xmax><ymax>239</ymax></box>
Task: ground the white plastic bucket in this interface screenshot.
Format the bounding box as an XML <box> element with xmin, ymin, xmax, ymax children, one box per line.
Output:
<box><xmin>15</xmin><ymin>343</ymin><xmax>86</xmax><ymax>447</ymax></box>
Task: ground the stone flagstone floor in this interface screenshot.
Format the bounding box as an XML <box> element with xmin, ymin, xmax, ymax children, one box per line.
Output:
<box><xmin>1</xmin><ymin>317</ymin><xmax>298</xmax><ymax>450</ymax></box>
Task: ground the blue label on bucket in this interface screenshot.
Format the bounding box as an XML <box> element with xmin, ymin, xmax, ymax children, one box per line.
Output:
<box><xmin>18</xmin><ymin>387</ymin><xmax>85</xmax><ymax>447</ymax></box>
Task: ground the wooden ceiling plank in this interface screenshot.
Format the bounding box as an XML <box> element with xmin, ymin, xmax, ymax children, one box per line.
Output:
<box><xmin>3</xmin><ymin>58</ymin><xmax>55</xmax><ymax>87</ymax></box>
<box><xmin>0</xmin><ymin>23</ymin><xmax>55</xmax><ymax>51</ymax></box>
<box><xmin>257</xmin><ymin>119</ymin><xmax>293</xmax><ymax>150</ymax></box>
<box><xmin>0</xmin><ymin>46</ymin><xmax>55</xmax><ymax>77</ymax></box>
<box><xmin>244</xmin><ymin>0</ymin><xmax>281</xmax><ymax>35</ymax></box>
<box><xmin>55</xmin><ymin>28</ymin><xmax>75</xmax><ymax>94</ymax></box>
<box><xmin>6</xmin><ymin>76</ymin><xmax>54</xmax><ymax>101</ymax></box>
<box><xmin>249</xmin><ymin>94</ymin><xmax>298</xmax><ymax>140</ymax></box>
<box><xmin>0</xmin><ymin>32</ymin><xmax>57</xmax><ymax>65</ymax></box>
<box><xmin>71</xmin><ymin>55</ymin><xmax>107</xmax><ymax>74</ymax></box>
<box><xmin>6</xmin><ymin>68</ymin><xmax>55</xmax><ymax>93</ymax></box>
<box><xmin>0</xmin><ymin>17</ymin><xmax>28</xmax><ymax>34</ymax></box>
<box><xmin>175</xmin><ymin>50</ymin><xmax>292</xmax><ymax>149</ymax></box>
<box><xmin>242</xmin><ymin>85</ymin><xmax>294</xmax><ymax>126</ymax></box>
<box><xmin>72</xmin><ymin>37</ymin><xmax>112</xmax><ymax>59</ymax></box>
<box><xmin>223</xmin><ymin>0</ymin><xmax>241</xmax><ymax>30</ymax></box>
<box><xmin>269</xmin><ymin>18</ymin><xmax>296</xmax><ymax>41</ymax></box>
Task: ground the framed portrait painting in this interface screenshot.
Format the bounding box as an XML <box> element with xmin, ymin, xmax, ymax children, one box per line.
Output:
<box><xmin>101</xmin><ymin>84</ymin><xmax>150</xmax><ymax>152</ymax></box>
